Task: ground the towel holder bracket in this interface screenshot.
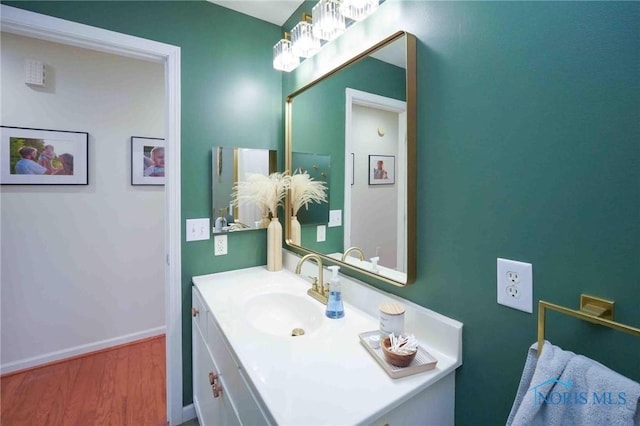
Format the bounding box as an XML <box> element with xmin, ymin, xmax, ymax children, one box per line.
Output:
<box><xmin>537</xmin><ymin>294</ymin><xmax>640</xmax><ymax>357</ymax></box>
<box><xmin>579</xmin><ymin>294</ymin><xmax>614</xmax><ymax>321</ymax></box>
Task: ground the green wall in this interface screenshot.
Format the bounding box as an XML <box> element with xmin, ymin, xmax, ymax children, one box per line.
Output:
<box><xmin>5</xmin><ymin>1</ymin><xmax>639</xmax><ymax>424</ymax></box>
<box><xmin>284</xmin><ymin>1</ymin><xmax>640</xmax><ymax>424</ymax></box>
<box><xmin>292</xmin><ymin>56</ymin><xmax>406</xmax><ymax>253</ymax></box>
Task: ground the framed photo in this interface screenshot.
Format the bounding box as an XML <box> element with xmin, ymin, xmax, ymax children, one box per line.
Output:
<box><xmin>1</xmin><ymin>126</ymin><xmax>89</xmax><ymax>185</ymax></box>
<box><xmin>131</xmin><ymin>136</ymin><xmax>165</xmax><ymax>185</ymax></box>
<box><xmin>368</xmin><ymin>154</ymin><xmax>395</xmax><ymax>185</ymax></box>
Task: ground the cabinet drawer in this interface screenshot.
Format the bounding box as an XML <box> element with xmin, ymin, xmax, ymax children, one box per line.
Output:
<box><xmin>192</xmin><ymin>287</ymin><xmax>208</xmax><ymax>336</ymax></box>
<box><xmin>207</xmin><ymin>312</ymin><xmax>269</xmax><ymax>426</ymax></box>
<box><xmin>193</xmin><ymin>317</ymin><xmax>241</xmax><ymax>426</ymax></box>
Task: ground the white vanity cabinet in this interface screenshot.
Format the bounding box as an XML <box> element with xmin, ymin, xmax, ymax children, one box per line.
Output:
<box><xmin>193</xmin><ymin>266</ymin><xmax>463</xmax><ymax>426</ymax></box>
<box><xmin>192</xmin><ymin>288</ymin><xmax>237</xmax><ymax>425</ymax></box>
<box><xmin>192</xmin><ymin>287</ymin><xmax>271</xmax><ymax>426</ymax></box>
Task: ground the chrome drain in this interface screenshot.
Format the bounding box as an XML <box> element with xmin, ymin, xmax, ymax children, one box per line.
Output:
<box><xmin>291</xmin><ymin>328</ymin><xmax>305</xmax><ymax>336</ymax></box>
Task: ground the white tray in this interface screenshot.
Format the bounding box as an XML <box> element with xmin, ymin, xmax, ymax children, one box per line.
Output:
<box><xmin>358</xmin><ymin>330</ymin><xmax>438</xmax><ymax>379</ymax></box>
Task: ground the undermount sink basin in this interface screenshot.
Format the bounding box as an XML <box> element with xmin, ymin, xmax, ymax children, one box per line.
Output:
<box><xmin>243</xmin><ymin>292</ymin><xmax>324</xmax><ymax>337</ymax></box>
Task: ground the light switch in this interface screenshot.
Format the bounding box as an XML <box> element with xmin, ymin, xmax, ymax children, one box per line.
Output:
<box><xmin>317</xmin><ymin>225</ymin><xmax>326</xmax><ymax>242</ymax></box>
<box><xmin>186</xmin><ymin>218</ymin><xmax>210</xmax><ymax>242</ymax></box>
<box><xmin>328</xmin><ymin>210</ymin><xmax>342</xmax><ymax>227</ymax></box>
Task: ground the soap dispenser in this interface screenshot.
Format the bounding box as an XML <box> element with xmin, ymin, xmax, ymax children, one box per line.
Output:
<box><xmin>225</xmin><ymin>202</ymin><xmax>235</xmax><ymax>225</ymax></box>
<box><xmin>370</xmin><ymin>257</ymin><xmax>380</xmax><ymax>273</ymax></box>
<box><xmin>214</xmin><ymin>208</ymin><xmax>227</xmax><ymax>232</ymax></box>
<box><xmin>325</xmin><ymin>265</ymin><xmax>344</xmax><ymax>319</ymax></box>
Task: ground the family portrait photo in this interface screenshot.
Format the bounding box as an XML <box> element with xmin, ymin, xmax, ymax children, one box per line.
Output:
<box><xmin>368</xmin><ymin>154</ymin><xmax>395</xmax><ymax>185</ymax></box>
<box><xmin>131</xmin><ymin>136</ymin><xmax>165</xmax><ymax>185</ymax></box>
<box><xmin>1</xmin><ymin>126</ymin><xmax>89</xmax><ymax>185</ymax></box>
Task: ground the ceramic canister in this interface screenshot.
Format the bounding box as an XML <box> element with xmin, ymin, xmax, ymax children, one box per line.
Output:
<box><xmin>379</xmin><ymin>302</ymin><xmax>405</xmax><ymax>336</ymax></box>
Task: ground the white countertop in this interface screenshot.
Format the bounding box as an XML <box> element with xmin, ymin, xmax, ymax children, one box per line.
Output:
<box><xmin>192</xmin><ymin>265</ymin><xmax>462</xmax><ymax>425</ymax></box>
<box><xmin>327</xmin><ymin>252</ymin><xmax>408</xmax><ymax>283</ymax></box>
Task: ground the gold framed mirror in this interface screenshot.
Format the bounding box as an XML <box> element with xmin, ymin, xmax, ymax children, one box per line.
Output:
<box><xmin>285</xmin><ymin>31</ymin><xmax>416</xmax><ymax>287</ymax></box>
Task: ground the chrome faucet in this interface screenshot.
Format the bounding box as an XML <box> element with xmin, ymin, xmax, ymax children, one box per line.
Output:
<box><xmin>295</xmin><ymin>253</ymin><xmax>328</xmax><ymax>305</ymax></box>
<box><xmin>341</xmin><ymin>247</ymin><xmax>365</xmax><ymax>262</ymax></box>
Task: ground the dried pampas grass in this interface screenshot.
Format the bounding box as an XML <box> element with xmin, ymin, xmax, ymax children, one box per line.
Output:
<box><xmin>232</xmin><ymin>171</ymin><xmax>289</xmax><ymax>218</ymax></box>
<box><xmin>290</xmin><ymin>170</ymin><xmax>327</xmax><ymax>216</ymax></box>
<box><xmin>232</xmin><ymin>170</ymin><xmax>327</xmax><ymax>219</ymax></box>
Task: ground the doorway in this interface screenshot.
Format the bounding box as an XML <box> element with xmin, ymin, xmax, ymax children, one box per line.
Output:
<box><xmin>0</xmin><ymin>5</ymin><xmax>183</xmax><ymax>425</ymax></box>
<box><xmin>344</xmin><ymin>88</ymin><xmax>407</xmax><ymax>271</ymax></box>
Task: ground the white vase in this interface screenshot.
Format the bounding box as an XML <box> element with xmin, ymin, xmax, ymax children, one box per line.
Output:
<box><xmin>267</xmin><ymin>217</ymin><xmax>282</xmax><ymax>271</ymax></box>
<box><xmin>290</xmin><ymin>215</ymin><xmax>301</xmax><ymax>245</ymax></box>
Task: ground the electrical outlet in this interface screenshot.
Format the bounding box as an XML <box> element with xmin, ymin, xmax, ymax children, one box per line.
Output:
<box><xmin>317</xmin><ymin>225</ymin><xmax>326</xmax><ymax>242</ymax></box>
<box><xmin>506</xmin><ymin>270</ymin><xmax>520</xmax><ymax>284</ymax></box>
<box><xmin>214</xmin><ymin>235</ymin><xmax>228</xmax><ymax>256</ymax></box>
<box><xmin>497</xmin><ymin>258</ymin><xmax>533</xmax><ymax>313</ymax></box>
<box><xmin>506</xmin><ymin>285</ymin><xmax>520</xmax><ymax>298</ymax></box>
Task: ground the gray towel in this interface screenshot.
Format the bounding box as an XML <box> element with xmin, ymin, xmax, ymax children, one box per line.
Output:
<box><xmin>506</xmin><ymin>341</ymin><xmax>640</xmax><ymax>426</ymax></box>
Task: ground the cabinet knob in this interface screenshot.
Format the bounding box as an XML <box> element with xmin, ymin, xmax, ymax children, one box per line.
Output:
<box><xmin>212</xmin><ymin>384</ymin><xmax>223</xmax><ymax>398</ymax></box>
<box><xmin>192</xmin><ymin>307</ymin><xmax>199</xmax><ymax>317</ymax></box>
<box><xmin>209</xmin><ymin>372</ymin><xmax>218</xmax><ymax>385</ymax></box>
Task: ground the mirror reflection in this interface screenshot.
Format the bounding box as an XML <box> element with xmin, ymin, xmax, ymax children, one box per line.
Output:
<box><xmin>212</xmin><ymin>146</ymin><xmax>276</xmax><ymax>233</ymax></box>
<box><xmin>286</xmin><ymin>31</ymin><xmax>416</xmax><ymax>286</ymax></box>
<box><xmin>292</xmin><ymin>152</ymin><xmax>330</xmax><ymax>225</ymax></box>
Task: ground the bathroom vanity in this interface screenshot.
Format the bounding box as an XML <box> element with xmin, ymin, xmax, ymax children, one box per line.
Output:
<box><xmin>191</xmin><ymin>253</ymin><xmax>462</xmax><ymax>425</ymax></box>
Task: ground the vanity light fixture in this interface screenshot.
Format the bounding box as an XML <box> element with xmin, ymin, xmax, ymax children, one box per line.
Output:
<box><xmin>312</xmin><ymin>0</ymin><xmax>345</xmax><ymax>41</ymax></box>
<box><xmin>272</xmin><ymin>0</ymin><xmax>384</xmax><ymax>71</ymax></box>
<box><xmin>341</xmin><ymin>0</ymin><xmax>379</xmax><ymax>21</ymax></box>
<box><xmin>291</xmin><ymin>14</ymin><xmax>321</xmax><ymax>58</ymax></box>
<box><xmin>273</xmin><ymin>32</ymin><xmax>300</xmax><ymax>72</ymax></box>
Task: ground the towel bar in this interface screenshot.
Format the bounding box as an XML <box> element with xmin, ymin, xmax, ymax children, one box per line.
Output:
<box><xmin>537</xmin><ymin>294</ymin><xmax>640</xmax><ymax>356</ymax></box>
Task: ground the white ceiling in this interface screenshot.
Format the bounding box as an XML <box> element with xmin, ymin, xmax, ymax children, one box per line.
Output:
<box><xmin>207</xmin><ymin>0</ymin><xmax>406</xmax><ymax>69</ymax></box>
<box><xmin>207</xmin><ymin>0</ymin><xmax>305</xmax><ymax>26</ymax></box>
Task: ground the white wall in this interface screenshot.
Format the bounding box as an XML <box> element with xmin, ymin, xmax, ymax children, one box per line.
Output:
<box><xmin>350</xmin><ymin>104</ymin><xmax>399</xmax><ymax>268</ymax></box>
<box><xmin>237</xmin><ymin>148</ymin><xmax>270</xmax><ymax>227</ymax></box>
<box><xmin>0</xmin><ymin>33</ymin><xmax>165</xmax><ymax>373</ymax></box>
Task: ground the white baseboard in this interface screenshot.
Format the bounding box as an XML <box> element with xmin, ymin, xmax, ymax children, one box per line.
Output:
<box><xmin>182</xmin><ymin>404</ymin><xmax>196</xmax><ymax>424</ymax></box>
<box><xmin>0</xmin><ymin>326</ymin><xmax>165</xmax><ymax>375</ymax></box>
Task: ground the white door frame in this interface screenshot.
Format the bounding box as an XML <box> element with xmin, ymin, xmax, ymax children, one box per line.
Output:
<box><xmin>344</xmin><ymin>88</ymin><xmax>406</xmax><ymax>269</ymax></box>
<box><xmin>1</xmin><ymin>5</ymin><xmax>184</xmax><ymax>425</ymax></box>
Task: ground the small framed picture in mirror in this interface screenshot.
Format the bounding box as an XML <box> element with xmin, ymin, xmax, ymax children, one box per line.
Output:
<box><xmin>368</xmin><ymin>154</ymin><xmax>395</xmax><ymax>185</ymax></box>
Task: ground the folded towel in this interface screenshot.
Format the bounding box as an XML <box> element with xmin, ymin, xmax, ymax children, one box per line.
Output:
<box><xmin>507</xmin><ymin>341</ymin><xmax>640</xmax><ymax>426</ymax></box>
<box><xmin>506</xmin><ymin>341</ymin><xmax>574</xmax><ymax>425</ymax></box>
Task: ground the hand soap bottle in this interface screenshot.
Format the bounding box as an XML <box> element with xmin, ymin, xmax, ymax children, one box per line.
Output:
<box><xmin>325</xmin><ymin>265</ymin><xmax>345</xmax><ymax>319</ymax></box>
<box><xmin>225</xmin><ymin>202</ymin><xmax>235</xmax><ymax>225</ymax></box>
<box><xmin>370</xmin><ymin>256</ymin><xmax>380</xmax><ymax>273</ymax></box>
<box><xmin>214</xmin><ymin>208</ymin><xmax>227</xmax><ymax>232</ymax></box>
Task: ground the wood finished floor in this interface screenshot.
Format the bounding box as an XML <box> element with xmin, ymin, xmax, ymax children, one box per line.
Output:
<box><xmin>1</xmin><ymin>335</ymin><xmax>166</xmax><ymax>426</ymax></box>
